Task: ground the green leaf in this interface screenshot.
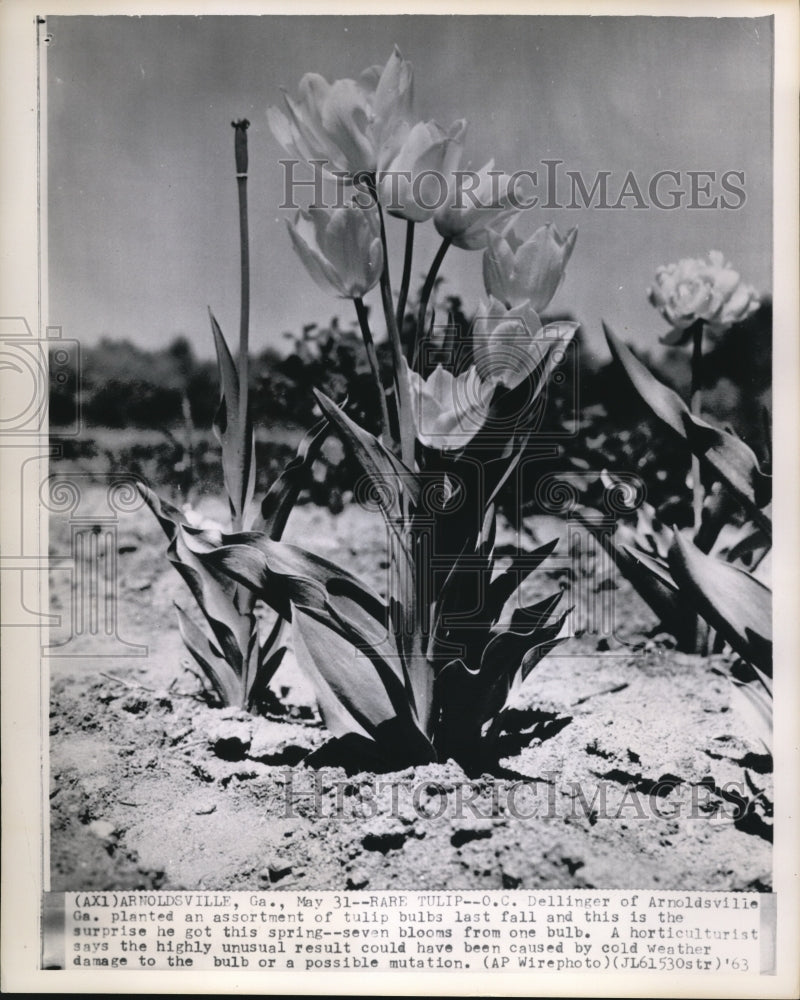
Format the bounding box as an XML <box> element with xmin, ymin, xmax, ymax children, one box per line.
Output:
<box><xmin>729</xmin><ymin>680</ymin><xmax>771</xmax><ymax>752</ymax></box>
<box><xmin>256</xmin><ymin>415</ymin><xmax>329</xmax><ymax>540</ymax></box>
<box><xmin>719</xmin><ymin>523</ymin><xmax>771</xmax><ymax>566</ymax></box>
<box><xmin>508</xmin><ymin>591</ymin><xmax>565</xmax><ymax>631</ymax></box>
<box><xmin>480</xmin><ymin>610</ymin><xmax>570</xmax><ymax>687</ymax></box>
<box><xmin>680</xmin><ymin>412</ymin><xmax>772</xmax><ymax>519</ymax></box>
<box><xmin>313</xmin><ymin>389</ymin><xmax>421</xmax><ymax>523</ymax></box>
<box><xmin>574</xmin><ymin>508</ymin><xmax>701</xmax><ymax>649</ymax></box>
<box><xmin>486</xmin><ymin>539</ymin><xmax>560</xmax><ymax>625</ymax></box>
<box><xmin>174</xmin><ymin>603</ymin><xmax>241</xmax><ymax>706</ymax></box>
<box><xmin>603</xmin><ymin>324</ymin><xmax>771</xmax><ymax>520</ymax></box>
<box><xmin>199</xmin><ymin>532</ymin><xmax>391</xmax><ymax>638</ymax></box>
<box><xmin>668</xmin><ymin>534</ymin><xmax>772</xmax><ymax>675</ymax></box>
<box><xmin>247</xmin><ymin>645</ymin><xmax>287</xmax><ymax>712</ymax></box>
<box><xmin>312</xmin><ymin>388</ymin><xmax>421</xmax><ymax>702</ymax></box>
<box><xmin>138</xmin><ymin>483</ymin><xmax>250</xmax><ymax>674</ymax></box>
<box><xmin>292</xmin><ymin>606</ymin><xmax>433</xmax><ymax>757</ymax></box>
<box><xmin>209</xmin><ymin>310</ymin><xmax>255</xmax><ymax>527</ymax></box>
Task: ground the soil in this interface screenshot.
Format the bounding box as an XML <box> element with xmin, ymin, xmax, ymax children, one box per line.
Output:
<box><xmin>48</xmin><ymin>487</ymin><xmax>772</xmax><ymax>893</ymax></box>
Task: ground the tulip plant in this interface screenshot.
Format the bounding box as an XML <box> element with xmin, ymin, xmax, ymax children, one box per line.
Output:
<box><xmin>576</xmin><ymin>254</ymin><xmax>771</xmax><ymax>747</ymax></box>
<box><xmin>140</xmin><ymin>46</ymin><xmax>581</xmax><ymax>773</ymax></box>
<box><xmin>138</xmin><ymin>120</ymin><xmax>334</xmax><ymax>713</ymax></box>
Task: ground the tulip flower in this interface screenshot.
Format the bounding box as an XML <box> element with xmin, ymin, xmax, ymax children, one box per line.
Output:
<box><xmin>483</xmin><ymin>220</ymin><xmax>578</xmax><ymax>311</ymax></box>
<box><xmin>434</xmin><ymin>160</ymin><xmax>515</xmax><ymax>250</ymax></box>
<box><xmin>377</xmin><ymin>119</ymin><xmax>467</xmax><ymax>223</ymax></box>
<box><xmin>648</xmin><ymin>250</ymin><xmax>760</xmax><ymax>343</ymax></box>
<box><xmin>648</xmin><ymin>251</ymin><xmax>760</xmax><ymax>531</ymax></box>
<box><xmin>287</xmin><ymin>204</ymin><xmax>383</xmax><ymax>299</ymax></box>
<box><xmin>405</xmin><ymin>361</ymin><xmax>494</xmax><ymax>450</ymax></box>
<box><xmin>472</xmin><ymin>297</ymin><xmax>578</xmax><ymax>392</ymax></box>
<box><xmin>267</xmin><ymin>46</ymin><xmax>413</xmax><ymax>179</ymax></box>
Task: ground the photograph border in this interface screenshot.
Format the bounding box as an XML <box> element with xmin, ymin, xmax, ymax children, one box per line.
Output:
<box><xmin>1</xmin><ymin>0</ymin><xmax>798</xmax><ymax>995</ymax></box>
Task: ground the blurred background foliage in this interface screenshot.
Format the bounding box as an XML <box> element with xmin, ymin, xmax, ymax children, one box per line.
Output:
<box><xmin>50</xmin><ymin>292</ymin><xmax>771</xmax><ymax>525</ymax></box>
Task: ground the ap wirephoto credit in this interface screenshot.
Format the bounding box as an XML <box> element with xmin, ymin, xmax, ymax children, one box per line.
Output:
<box><xmin>1</xmin><ymin>3</ymin><xmax>798</xmax><ymax>997</ymax></box>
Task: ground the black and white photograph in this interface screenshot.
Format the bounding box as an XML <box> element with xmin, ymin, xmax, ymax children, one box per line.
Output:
<box><xmin>1</xmin><ymin>1</ymin><xmax>798</xmax><ymax>995</ymax></box>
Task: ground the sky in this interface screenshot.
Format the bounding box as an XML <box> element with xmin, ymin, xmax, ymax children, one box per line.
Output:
<box><xmin>46</xmin><ymin>14</ymin><xmax>773</xmax><ymax>362</ymax></box>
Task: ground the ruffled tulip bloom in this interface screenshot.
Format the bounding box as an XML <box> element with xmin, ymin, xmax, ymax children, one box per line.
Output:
<box><xmin>267</xmin><ymin>46</ymin><xmax>413</xmax><ymax>179</ymax></box>
<box><xmin>287</xmin><ymin>204</ymin><xmax>383</xmax><ymax>299</ymax></box>
<box><xmin>648</xmin><ymin>250</ymin><xmax>760</xmax><ymax>343</ymax></box>
<box><xmin>483</xmin><ymin>220</ymin><xmax>577</xmax><ymax>311</ymax></box>
<box><xmin>405</xmin><ymin>361</ymin><xmax>494</xmax><ymax>450</ymax></box>
<box><xmin>434</xmin><ymin>160</ymin><xmax>515</xmax><ymax>250</ymax></box>
<box><xmin>377</xmin><ymin>119</ymin><xmax>467</xmax><ymax>222</ymax></box>
<box><xmin>472</xmin><ymin>297</ymin><xmax>578</xmax><ymax>392</ymax></box>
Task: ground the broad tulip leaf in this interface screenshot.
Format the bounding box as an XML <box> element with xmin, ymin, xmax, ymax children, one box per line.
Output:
<box><xmin>210</xmin><ymin>310</ymin><xmax>256</xmax><ymax>526</ymax></box>
<box><xmin>256</xmin><ymin>415</ymin><xmax>329</xmax><ymax>540</ymax></box>
<box><xmin>480</xmin><ymin>609</ymin><xmax>570</xmax><ymax>686</ymax></box>
<box><xmin>197</xmin><ymin>533</ymin><xmax>399</xmax><ymax>675</ymax></box>
<box><xmin>297</xmin><ymin>601</ymin><xmax>410</xmax><ymax>718</ymax></box>
<box><xmin>519</xmin><ymin>622</ymin><xmax>571</xmax><ymax>682</ymax></box>
<box><xmin>174</xmin><ymin>603</ymin><xmax>241</xmax><ymax>706</ymax></box>
<box><xmin>247</xmin><ymin>645</ymin><xmax>287</xmax><ymax>711</ymax></box>
<box><xmin>619</xmin><ymin>543</ymin><xmax>676</xmax><ymax>590</ymax></box>
<box><xmin>313</xmin><ymin>388</ymin><xmax>421</xmax><ymax>523</ymax></box>
<box><xmin>292</xmin><ymin>606</ymin><xmax>433</xmax><ymax>757</ymax></box>
<box><xmin>291</xmin><ymin>607</ymin><xmax>374</xmax><ymax>740</ymax></box>
<box><xmin>721</xmin><ymin>523</ymin><xmax>771</xmax><ymax>566</ymax></box>
<box><xmin>729</xmin><ymin>680</ymin><xmax>772</xmax><ymax>751</ymax></box>
<box><xmin>603</xmin><ymin>324</ymin><xmax>771</xmax><ymax>520</ymax></box>
<box><xmin>486</xmin><ymin>538</ymin><xmax>560</xmax><ymax>623</ymax></box>
<box><xmin>508</xmin><ymin>591</ymin><xmax>565</xmax><ymax>631</ymax></box>
<box><xmin>138</xmin><ymin>483</ymin><xmax>249</xmax><ymax>673</ymax></box>
<box><xmin>574</xmin><ymin>508</ymin><xmax>699</xmax><ymax>647</ymax></box>
<box><xmin>668</xmin><ymin>534</ymin><xmax>772</xmax><ymax>675</ymax></box>
<box><xmin>680</xmin><ymin>412</ymin><xmax>772</xmax><ymax>518</ymax></box>
<box><xmin>312</xmin><ymin>389</ymin><xmax>418</xmax><ymax>683</ymax></box>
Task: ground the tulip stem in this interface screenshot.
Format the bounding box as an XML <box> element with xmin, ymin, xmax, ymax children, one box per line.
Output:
<box><xmin>415</xmin><ymin>236</ymin><xmax>451</xmax><ymax>370</ymax></box>
<box><xmin>233</xmin><ymin>119</ymin><xmax>251</xmax><ymax>533</ymax></box>
<box><xmin>396</xmin><ymin>220</ymin><xmax>415</xmax><ymax>335</ymax></box>
<box><xmin>369</xmin><ymin>180</ymin><xmax>415</xmax><ymax>473</ymax></box>
<box><xmin>354</xmin><ymin>297</ymin><xmax>391</xmax><ymax>443</ymax></box>
<box><xmin>690</xmin><ymin>323</ymin><xmax>704</xmax><ymax>535</ymax></box>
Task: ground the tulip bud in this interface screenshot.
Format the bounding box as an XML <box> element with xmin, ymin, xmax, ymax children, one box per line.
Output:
<box><xmin>287</xmin><ymin>203</ymin><xmax>384</xmax><ymax>299</ymax></box>
<box><xmin>483</xmin><ymin>220</ymin><xmax>577</xmax><ymax>312</ymax></box>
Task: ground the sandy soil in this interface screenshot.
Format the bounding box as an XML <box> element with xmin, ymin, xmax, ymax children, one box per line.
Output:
<box><xmin>48</xmin><ymin>488</ymin><xmax>772</xmax><ymax>892</ymax></box>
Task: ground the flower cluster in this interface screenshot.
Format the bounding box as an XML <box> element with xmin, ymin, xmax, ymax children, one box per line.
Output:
<box><xmin>648</xmin><ymin>250</ymin><xmax>760</xmax><ymax>342</ymax></box>
<box><xmin>270</xmin><ymin>46</ymin><xmax>579</xmax><ymax>459</ymax></box>
<box><xmin>270</xmin><ymin>47</ymin><xmax>576</xmax><ymax>298</ymax></box>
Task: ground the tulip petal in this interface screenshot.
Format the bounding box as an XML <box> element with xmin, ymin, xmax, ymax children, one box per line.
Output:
<box><xmin>287</xmin><ymin>217</ymin><xmax>345</xmax><ymax>297</ymax></box>
<box><xmin>512</xmin><ymin>224</ymin><xmax>574</xmax><ymax>312</ymax></box>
